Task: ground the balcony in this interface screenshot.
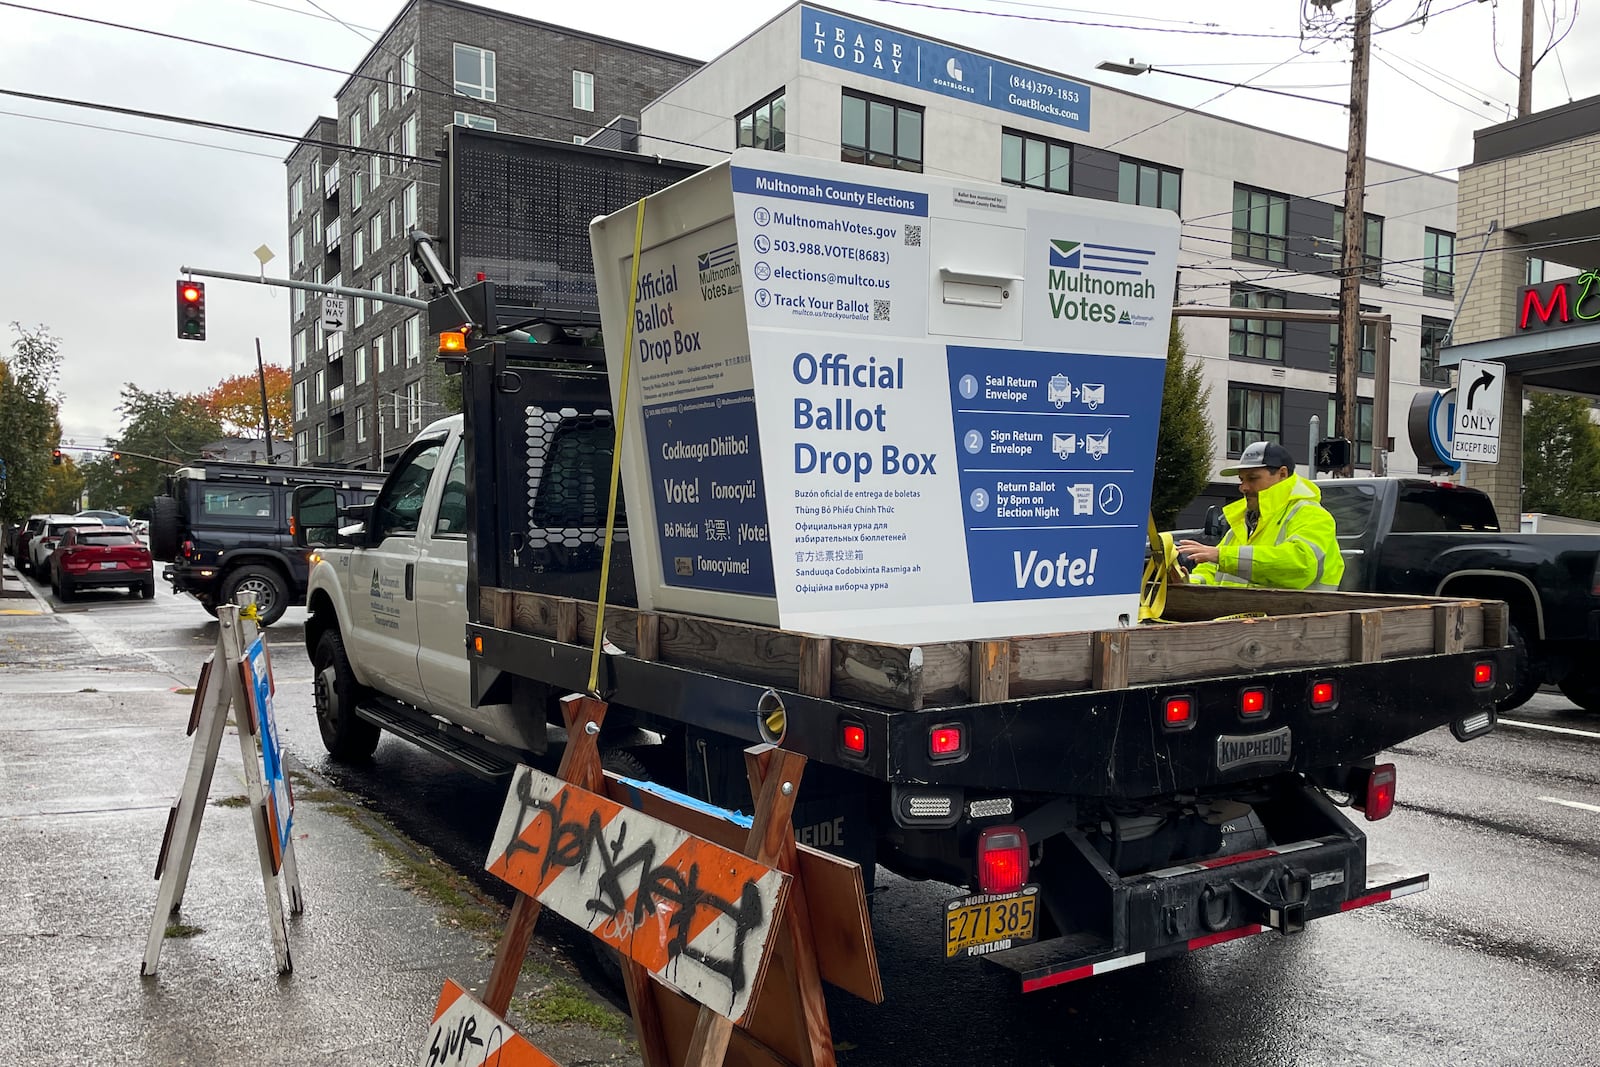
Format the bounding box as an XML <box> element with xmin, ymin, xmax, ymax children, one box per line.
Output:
<box><xmin>325</xmin><ymin>217</ymin><xmax>341</xmax><ymax>253</ymax></box>
<box><xmin>324</xmin><ymin>162</ymin><xmax>341</xmax><ymax>198</ymax></box>
<box><xmin>328</xmin><ymin>383</ymin><xmax>346</xmax><ymax>415</ymax></box>
<box><xmin>326</xmin><ymin>330</ymin><xmax>345</xmax><ymax>363</ymax></box>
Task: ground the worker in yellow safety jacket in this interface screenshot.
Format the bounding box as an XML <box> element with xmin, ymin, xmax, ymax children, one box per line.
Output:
<box><xmin>1174</xmin><ymin>441</ymin><xmax>1344</xmax><ymax>591</ymax></box>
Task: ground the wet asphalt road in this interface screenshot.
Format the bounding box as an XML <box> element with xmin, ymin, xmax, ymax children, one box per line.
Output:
<box><xmin>33</xmin><ymin>578</ymin><xmax>1600</xmax><ymax>1067</ymax></box>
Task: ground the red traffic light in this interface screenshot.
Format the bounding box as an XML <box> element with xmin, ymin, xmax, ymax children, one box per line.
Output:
<box><xmin>181</xmin><ymin>285</ymin><xmax>201</xmax><ymax>303</ymax></box>
<box><xmin>176</xmin><ymin>279</ymin><xmax>206</xmax><ymax>341</ymax></box>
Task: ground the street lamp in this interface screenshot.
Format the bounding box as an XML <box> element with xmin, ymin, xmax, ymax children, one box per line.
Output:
<box><xmin>1096</xmin><ymin>59</ymin><xmax>1151</xmax><ymax>76</ymax></box>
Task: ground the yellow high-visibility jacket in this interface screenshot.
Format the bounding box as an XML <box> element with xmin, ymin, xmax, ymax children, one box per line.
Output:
<box><xmin>1190</xmin><ymin>475</ymin><xmax>1344</xmax><ymax>591</ymax></box>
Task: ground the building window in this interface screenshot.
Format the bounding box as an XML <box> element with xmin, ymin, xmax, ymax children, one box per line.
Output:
<box><xmin>386</xmin><ymin>133</ymin><xmax>397</xmax><ymax>175</ymax></box>
<box><xmin>403</xmin><ymin>182</ymin><xmax>418</xmax><ymax>230</ymax></box>
<box><xmin>316</xmin><ymin>422</ymin><xmax>326</xmax><ymax>457</ymax></box>
<box><xmin>1527</xmin><ymin>256</ymin><xmax>1546</xmax><ymax>285</ymax></box>
<box><xmin>326</xmin><ymin>330</ymin><xmax>344</xmax><ymax>362</ymax></box>
<box><xmin>356</xmin><ymin>405</ymin><xmax>367</xmax><ymax>442</ymax></box>
<box><xmin>1332</xmin><ymin>207</ymin><xmax>1384</xmax><ymax>282</ymax></box>
<box><xmin>294</xmin><ymin>378</ymin><xmax>308</xmax><ymax>419</ymax></box>
<box><xmin>1327</xmin><ymin>398</ymin><xmax>1375</xmax><ymax>467</ymax></box>
<box><xmin>314</xmin><ymin>369</ymin><xmax>326</xmax><ymax>404</ymax></box>
<box><xmin>391</xmin><ymin>324</ymin><xmax>401</xmax><ymax>367</ymax></box>
<box><xmin>375</xmin><ymin>335</ymin><xmax>386</xmax><ymax>374</ymax></box>
<box><xmin>406</xmin><ymin>379</ymin><xmax>423</xmax><ymax>427</ymax></box>
<box><xmin>293</xmin><ymin>288</ymin><xmax>305</xmax><ymax>318</ymax></box>
<box><xmin>1117</xmin><ymin>158</ymin><xmax>1180</xmax><ymax>212</ymax></box>
<box><xmin>1227</xmin><ymin>385</ymin><xmax>1283</xmax><ymax>454</ymax></box>
<box><xmin>353</xmin><ymin>229</ymin><xmax>364</xmax><ymax>269</ymax></box>
<box><xmin>295</xmin><ymin>430</ymin><xmax>309</xmax><ymax>465</ymax></box>
<box><xmin>1232</xmin><ymin>184</ymin><xmax>1288</xmax><ymax>265</ymax></box>
<box><xmin>370</xmin><ymin>213</ymin><xmax>382</xmax><ymax>253</ymax></box>
<box><xmin>369</xmin><ymin>152</ymin><xmax>381</xmax><ymax>192</ymax></box>
<box><xmin>401</xmin><ymin>45</ymin><xmax>415</xmax><ymax>95</ymax></box>
<box><xmin>1329</xmin><ymin>313</ymin><xmax>1378</xmax><ymax>376</ymax></box>
<box><xmin>1424</xmin><ymin>228</ymin><xmax>1455</xmax><ymax>296</ymax></box>
<box><xmin>737</xmin><ymin>88</ymin><xmax>786</xmax><ymax>151</ymax></box>
<box><xmin>290</xmin><ymin>177</ymin><xmax>304</xmax><ymax>217</ymax></box>
<box><xmin>1420</xmin><ymin>316</ymin><xmax>1452</xmax><ymax>384</ymax></box>
<box><xmin>403</xmin><ymin>114</ymin><xmax>418</xmax><ymax>160</ymax></box>
<box><xmin>454</xmin><ymin>44</ymin><xmax>496</xmax><ymax>102</ymax></box>
<box><xmin>352</xmin><ymin>170</ymin><xmax>363</xmax><ymax>210</ymax></box>
<box><xmin>291</xmin><ymin>228</ymin><xmax>305</xmax><ymax>270</ymax></box>
<box><xmin>356</xmin><ymin>345</ymin><xmax>368</xmax><ymax>385</ymax></box>
<box><xmin>841</xmin><ymin>89</ymin><xmax>923</xmax><ymax>173</ymax></box>
<box><xmin>368</xmin><ymin>88</ymin><xmax>381</xmax><ymax>127</ymax></box>
<box><xmin>1000</xmin><ymin>129</ymin><xmax>1070</xmax><ymax>194</ymax></box>
<box><xmin>351</xmin><ymin>111</ymin><xmax>361</xmax><ymax>149</ymax></box>
<box><xmin>385</xmin><ymin>67</ymin><xmax>396</xmax><ymax>109</ymax></box>
<box><xmin>1229</xmin><ymin>285</ymin><xmax>1286</xmax><ymax>362</ymax></box>
<box><xmin>573</xmin><ymin>70</ymin><xmax>594</xmax><ymax>112</ymax></box>
<box><xmin>406</xmin><ymin>259</ymin><xmax>419</xmax><ymax>296</ymax></box>
<box><xmin>354</xmin><ymin>295</ymin><xmax>366</xmax><ymax>328</ymax></box>
<box><xmin>406</xmin><ymin>315</ymin><xmax>421</xmax><ymax>364</ymax></box>
<box><xmin>454</xmin><ymin>111</ymin><xmax>497</xmax><ymax>131</ymax></box>
<box><xmin>293</xmin><ymin>330</ymin><xmax>307</xmax><ymax>371</ymax></box>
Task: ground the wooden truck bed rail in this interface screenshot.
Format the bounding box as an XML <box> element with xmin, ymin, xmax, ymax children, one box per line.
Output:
<box><xmin>478</xmin><ymin>585</ymin><xmax>1508</xmax><ymax>712</ymax></box>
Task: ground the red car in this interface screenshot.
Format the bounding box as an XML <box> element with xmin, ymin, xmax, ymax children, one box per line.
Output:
<box><xmin>51</xmin><ymin>527</ymin><xmax>156</xmax><ymax>600</ymax></box>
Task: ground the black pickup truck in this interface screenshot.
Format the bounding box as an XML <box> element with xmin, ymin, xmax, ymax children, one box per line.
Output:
<box><xmin>150</xmin><ymin>460</ymin><xmax>384</xmax><ymax>625</ymax></box>
<box><xmin>1191</xmin><ymin>478</ymin><xmax>1600</xmax><ymax>712</ymax></box>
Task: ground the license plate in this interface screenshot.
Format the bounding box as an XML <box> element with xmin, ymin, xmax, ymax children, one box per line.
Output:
<box><xmin>100</xmin><ymin>561</ymin><xmax>119</xmax><ymax>570</ymax></box>
<box><xmin>945</xmin><ymin>886</ymin><xmax>1039</xmax><ymax>958</ymax></box>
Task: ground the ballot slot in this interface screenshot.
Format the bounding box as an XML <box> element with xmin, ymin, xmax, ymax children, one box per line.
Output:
<box><xmin>928</xmin><ymin>219</ymin><xmax>1025</xmax><ymax>340</ymax></box>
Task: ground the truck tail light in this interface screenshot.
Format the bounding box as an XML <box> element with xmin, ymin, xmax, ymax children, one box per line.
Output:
<box><xmin>1310</xmin><ymin>680</ymin><xmax>1337</xmax><ymax>710</ymax></box>
<box><xmin>1357</xmin><ymin>763</ymin><xmax>1397</xmax><ymax>821</ymax></box>
<box><xmin>1472</xmin><ymin>661</ymin><xmax>1494</xmax><ymax>688</ymax></box>
<box><xmin>841</xmin><ymin>722</ymin><xmax>866</xmax><ymax>756</ymax></box>
<box><xmin>1164</xmin><ymin>695</ymin><xmax>1194</xmax><ymax>730</ymax></box>
<box><xmin>1240</xmin><ymin>687</ymin><xmax>1269</xmax><ymax>718</ymax></box>
<box><xmin>930</xmin><ymin>723</ymin><xmax>965</xmax><ymax>760</ymax></box>
<box><xmin>977</xmin><ymin>826</ymin><xmax>1029</xmax><ymax>895</ymax></box>
<box><xmin>181</xmin><ymin>540</ymin><xmax>195</xmax><ymax>560</ymax></box>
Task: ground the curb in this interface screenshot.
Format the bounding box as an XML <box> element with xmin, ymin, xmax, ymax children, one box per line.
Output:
<box><xmin>0</xmin><ymin>564</ymin><xmax>52</xmax><ymax>613</ymax></box>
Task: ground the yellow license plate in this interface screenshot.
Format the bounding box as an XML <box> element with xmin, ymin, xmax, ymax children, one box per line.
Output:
<box><xmin>945</xmin><ymin>887</ymin><xmax>1039</xmax><ymax>958</ymax></box>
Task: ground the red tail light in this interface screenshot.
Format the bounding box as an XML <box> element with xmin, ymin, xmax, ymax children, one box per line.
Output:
<box><xmin>1310</xmin><ymin>680</ymin><xmax>1337</xmax><ymax>709</ymax></box>
<box><xmin>930</xmin><ymin>724</ymin><xmax>965</xmax><ymax>759</ymax></box>
<box><xmin>1240</xmin><ymin>687</ymin><xmax>1269</xmax><ymax>718</ymax></box>
<box><xmin>1164</xmin><ymin>695</ymin><xmax>1194</xmax><ymax>730</ymax></box>
<box><xmin>181</xmin><ymin>540</ymin><xmax>195</xmax><ymax>559</ymax></box>
<box><xmin>1361</xmin><ymin>763</ymin><xmax>1397</xmax><ymax>821</ymax></box>
<box><xmin>977</xmin><ymin>826</ymin><xmax>1029</xmax><ymax>894</ymax></box>
<box><xmin>1472</xmin><ymin>662</ymin><xmax>1494</xmax><ymax>688</ymax></box>
<box><xmin>841</xmin><ymin>722</ymin><xmax>866</xmax><ymax>756</ymax></box>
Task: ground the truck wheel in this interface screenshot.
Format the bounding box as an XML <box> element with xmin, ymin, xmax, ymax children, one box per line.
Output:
<box><xmin>1557</xmin><ymin>660</ymin><xmax>1600</xmax><ymax>714</ymax></box>
<box><xmin>199</xmin><ymin>600</ymin><xmax>219</xmax><ymax>618</ymax></box>
<box><xmin>313</xmin><ymin>630</ymin><xmax>381</xmax><ymax>760</ymax></box>
<box><xmin>221</xmin><ymin>565</ymin><xmax>289</xmax><ymax>626</ymax></box>
<box><xmin>149</xmin><ymin>496</ymin><xmax>181</xmax><ymax>562</ymax></box>
<box><xmin>1497</xmin><ymin>624</ymin><xmax>1541</xmax><ymax>712</ymax></box>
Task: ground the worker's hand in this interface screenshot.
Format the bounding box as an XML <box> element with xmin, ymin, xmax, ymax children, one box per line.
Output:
<box><xmin>1175</xmin><ymin>539</ymin><xmax>1219</xmax><ymax>566</ymax></box>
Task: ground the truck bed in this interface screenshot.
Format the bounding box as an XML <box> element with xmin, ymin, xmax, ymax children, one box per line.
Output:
<box><xmin>468</xmin><ymin>582</ymin><xmax>1508</xmax><ymax>799</ymax></box>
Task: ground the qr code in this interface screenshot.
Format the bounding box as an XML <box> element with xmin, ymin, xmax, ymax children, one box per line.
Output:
<box><xmin>873</xmin><ymin>300</ymin><xmax>891</xmax><ymax>322</ymax></box>
<box><xmin>904</xmin><ymin>224</ymin><xmax>922</xmax><ymax>247</ymax></box>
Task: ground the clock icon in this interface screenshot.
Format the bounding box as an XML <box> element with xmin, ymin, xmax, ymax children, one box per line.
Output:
<box><xmin>1097</xmin><ymin>484</ymin><xmax>1124</xmax><ymax>516</ymax></box>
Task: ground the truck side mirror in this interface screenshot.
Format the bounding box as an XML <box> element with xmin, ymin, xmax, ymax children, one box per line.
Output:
<box><xmin>1203</xmin><ymin>506</ymin><xmax>1226</xmax><ymax>538</ymax></box>
<box><xmin>291</xmin><ymin>485</ymin><xmax>339</xmax><ymax>548</ymax></box>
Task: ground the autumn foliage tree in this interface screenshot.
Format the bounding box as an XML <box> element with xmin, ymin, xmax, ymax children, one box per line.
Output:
<box><xmin>201</xmin><ymin>364</ymin><xmax>291</xmax><ymax>441</ymax></box>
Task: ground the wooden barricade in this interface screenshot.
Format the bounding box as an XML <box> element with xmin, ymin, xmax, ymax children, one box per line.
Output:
<box><xmin>142</xmin><ymin>600</ymin><xmax>302</xmax><ymax>976</ymax></box>
<box><xmin>421</xmin><ymin>693</ymin><xmax>881</xmax><ymax>1067</ymax></box>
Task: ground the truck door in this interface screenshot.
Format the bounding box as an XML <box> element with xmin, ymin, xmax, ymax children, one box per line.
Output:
<box><xmin>415</xmin><ymin>436</ymin><xmax>477</xmax><ymax>721</ymax></box>
<box><xmin>346</xmin><ymin>437</ymin><xmax>443</xmax><ymax>706</ymax></box>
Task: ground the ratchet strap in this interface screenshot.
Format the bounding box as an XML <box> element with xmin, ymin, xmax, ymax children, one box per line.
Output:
<box><xmin>1139</xmin><ymin>515</ymin><xmax>1178</xmax><ymax>623</ymax></box>
<box><xmin>588</xmin><ymin>197</ymin><xmax>648</xmax><ymax>698</ymax></box>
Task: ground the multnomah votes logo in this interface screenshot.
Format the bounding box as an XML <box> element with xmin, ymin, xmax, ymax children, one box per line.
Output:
<box><xmin>1047</xmin><ymin>239</ymin><xmax>1157</xmax><ymax>326</ymax></box>
<box><xmin>697</xmin><ymin>241</ymin><xmax>742</xmax><ymax>301</ymax></box>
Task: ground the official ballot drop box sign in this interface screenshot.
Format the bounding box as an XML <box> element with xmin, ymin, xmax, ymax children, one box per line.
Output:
<box><xmin>590</xmin><ymin>150</ymin><xmax>1180</xmax><ymax>643</ymax></box>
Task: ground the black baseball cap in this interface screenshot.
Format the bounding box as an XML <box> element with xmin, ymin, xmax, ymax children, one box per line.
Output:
<box><xmin>1220</xmin><ymin>441</ymin><xmax>1296</xmax><ymax>476</ymax></box>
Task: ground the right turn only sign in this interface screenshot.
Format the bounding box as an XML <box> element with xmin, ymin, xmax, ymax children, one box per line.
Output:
<box><xmin>1451</xmin><ymin>358</ymin><xmax>1505</xmax><ymax>464</ymax></box>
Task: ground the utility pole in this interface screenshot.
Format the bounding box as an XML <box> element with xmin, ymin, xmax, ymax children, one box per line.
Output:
<box><xmin>1518</xmin><ymin>0</ymin><xmax>1536</xmax><ymax>116</ymax></box>
<box><xmin>255</xmin><ymin>340</ymin><xmax>274</xmax><ymax>465</ymax></box>
<box><xmin>1336</xmin><ymin>0</ymin><xmax>1373</xmax><ymax>477</ymax></box>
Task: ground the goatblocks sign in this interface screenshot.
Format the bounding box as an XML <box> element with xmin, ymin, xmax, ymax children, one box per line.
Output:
<box><xmin>592</xmin><ymin>151</ymin><xmax>1178</xmax><ymax>642</ymax></box>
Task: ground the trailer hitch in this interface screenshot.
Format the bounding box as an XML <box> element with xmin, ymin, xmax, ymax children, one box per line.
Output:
<box><xmin>1231</xmin><ymin>865</ymin><xmax>1311</xmax><ymax>934</ymax></box>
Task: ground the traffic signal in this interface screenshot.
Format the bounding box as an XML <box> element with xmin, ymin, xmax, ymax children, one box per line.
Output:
<box><xmin>51</xmin><ymin>448</ymin><xmax>62</xmax><ymax>466</ymax></box>
<box><xmin>177</xmin><ymin>279</ymin><xmax>206</xmax><ymax>341</ymax></box>
<box><xmin>111</xmin><ymin>451</ymin><xmax>122</xmax><ymax>465</ymax></box>
<box><xmin>1315</xmin><ymin>437</ymin><xmax>1352</xmax><ymax>472</ymax></box>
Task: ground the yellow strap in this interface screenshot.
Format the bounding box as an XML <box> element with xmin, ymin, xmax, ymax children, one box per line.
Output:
<box><xmin>588</xmin><ymin>198</ymin><xmax>648</xmax><ymax>697</ymax></box>
<box><xmin>1138</xmin><ymin>515</ymin><xmax>1177</xmax><ymax>623</ymax></box>
<box><xmin>240</xmin><ymin>601</ymin><xmax>263</xmax><ymax>626</ymax></box>
<box><xmin>1212</xmin><ymin>611</ymin><xmax>1267</xmax><ymax>622</ymax></box>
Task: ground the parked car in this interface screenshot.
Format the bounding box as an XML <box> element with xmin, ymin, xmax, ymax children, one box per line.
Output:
<box><xmin>51</xmin><ymin>526</ymin><xmax>155</xmax><ymax>600</ymax></box>
<box><xmin>75</xmin><ymin>509</ymin><xmax>132</xmax><ymax>528</ymax></box>
<box><xmin>13</xmin><ymin>513</ymin><xmax>76</xmax><ymax>576</ymax></box>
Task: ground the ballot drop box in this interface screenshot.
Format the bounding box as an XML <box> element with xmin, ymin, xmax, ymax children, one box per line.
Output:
<box><xmin>590</xmin><ymin>149</ymin><xmax>1180</xmax><ymax>644</ymax></box>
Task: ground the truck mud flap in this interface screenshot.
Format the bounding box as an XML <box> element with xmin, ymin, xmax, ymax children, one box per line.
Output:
<box><xmin>985</xmin><ymin>838</ymin><xmax>1429</xmax><ymax>994</ymax></box>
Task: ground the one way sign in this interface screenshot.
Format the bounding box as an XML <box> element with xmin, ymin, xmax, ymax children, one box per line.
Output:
<box><xmin>1451</xmin><ymin>358</ymin><xmax>1505</xmax><ymax>464</ymax></box>
<box><xmin>319</xmin><ymin>294</ymin><xmax>348</xmax><ymax>335</ymax></box>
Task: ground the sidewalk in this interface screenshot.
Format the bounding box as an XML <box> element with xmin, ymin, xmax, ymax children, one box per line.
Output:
<box><xmin>0</xmin><ymin>564</ymin><xmax>638</xmax><ymax>1066</ymax></box>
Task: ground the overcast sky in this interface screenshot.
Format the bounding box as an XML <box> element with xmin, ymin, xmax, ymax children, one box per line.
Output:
<box><xmin>2</xmin><ymin>0</ymin><xmax>1593</xmax><ymax>449</ymax></box>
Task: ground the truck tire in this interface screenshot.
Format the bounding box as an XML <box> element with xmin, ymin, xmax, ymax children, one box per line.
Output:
<box><xmin>1497</xmin><ymin>624</ymin><xmax>1541</xmax><ymax>712</ymax></box>
<box><xmin>220</xmin><ymin>564</ymin><xmax>289</xmax><ymax>626</ymax></box>
<box><xmin>149</xmin><ymin>496</ymin><xmax>181</xmax><ymax>562</ymax></box>
<box><xmin>313</xmin><ymin>630</ymin><xmax>381</xmax><ymax>760</ymax></box>
<box><xmin>1557</xmin><ymin>660</ymin><xmax>1600</xmax><ymax>714</ymax></box>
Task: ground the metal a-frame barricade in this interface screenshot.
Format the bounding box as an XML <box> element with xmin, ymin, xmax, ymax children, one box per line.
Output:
<box><xmin>142</xmin><ymin>599</ymin><xmax>302</xmax><ymax>976</ymax></box>
<box><xmin>420</xmin><ymin>693</ymin><xmax>882</xmax><ymax>1067</ymax></box>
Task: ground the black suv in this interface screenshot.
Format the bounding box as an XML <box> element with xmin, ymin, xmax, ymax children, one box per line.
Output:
<box><xmin>151</xmin><ymin>461</ymin><xmax>384</xmax><ymax>625</ymax></box>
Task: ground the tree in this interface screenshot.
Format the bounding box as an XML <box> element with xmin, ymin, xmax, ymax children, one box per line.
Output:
<box><xmin>201</xmin><ymin>364</ymin><xmax>291</xmax><ymax>441</ymax></box>
<box><xmin>1150</xmin><ymin>320</ymin><xmax>1214</xmax><ymax>528</ymax></box>
<box><xmin>41</xmin><ymin>455</ymin><xmax>85</xmax><ymax>513</ymax></box>
<box><xmin>105</xmin><ymin>386</ymin><xmax>222</xmax><ymax>518</ymax></box>
<box><xmin>1522</xmin><ymin>392</ymin><xmax>1600</xmax><ymax>520</ymax></box>
<box><xmin>0</xmin><ymin>324</ymin><xmax>65</xmax><ymax>524</ymax></box>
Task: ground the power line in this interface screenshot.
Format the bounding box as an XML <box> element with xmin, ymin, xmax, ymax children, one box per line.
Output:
<box><xmin>1371</xmin><ymin>51</ymin><xmax>1502</xmax><ymax>121</ymax></box>
<box><xmin>0</xmin><ymin>108</ymin><xmax>285</xmax><ymax>160</ymax></box>
<box><xmin>1103</xmin><ymin>53</ymin><xmax>1308</xmax><ymax>149</ymax></box>
<box><xmin>859</xmin><ymin>0</ymin><xmax>1308</xmax><ymax>37</ymax></box>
